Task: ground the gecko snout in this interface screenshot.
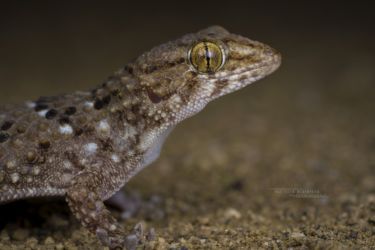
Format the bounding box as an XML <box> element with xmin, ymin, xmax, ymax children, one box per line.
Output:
<box><xmin>263</xmin><ymin>45</ymin><xmax>282</xmax><ymax>74</ymax></box>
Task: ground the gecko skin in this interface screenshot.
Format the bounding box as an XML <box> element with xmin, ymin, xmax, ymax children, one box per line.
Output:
<box><xmin>0</xmin><ymin>26</ymin><xmax>281</xmax><ymax>249</ymax></box>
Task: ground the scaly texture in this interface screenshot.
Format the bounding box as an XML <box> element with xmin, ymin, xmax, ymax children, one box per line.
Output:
<box><xmin>0</xmin><ymin>26</ymin><xmax>281</xmax><ymax>249</ymax></box>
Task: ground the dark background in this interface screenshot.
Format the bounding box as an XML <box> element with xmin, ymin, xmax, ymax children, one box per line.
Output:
<box><xmin>0</xmin><ymin>1</ymin><xmax>375</xmax><ymax>249</ymax></box>
<box><xmin>0</xmin><ymin>1</ymin><xmax>374</xmax><ymax>102</ymax></box>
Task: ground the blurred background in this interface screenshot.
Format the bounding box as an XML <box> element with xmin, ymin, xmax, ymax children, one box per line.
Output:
<box><xmin>0</xmin><ymin>1</ymin><xmax>374</xmax><ymax>249</ymax></box>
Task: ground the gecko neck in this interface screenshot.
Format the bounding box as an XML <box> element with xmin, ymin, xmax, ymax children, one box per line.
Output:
<box><xmin>89</xmin><ymin>66</ymin><xmax>174</xmax><ymax>149</ymax></box>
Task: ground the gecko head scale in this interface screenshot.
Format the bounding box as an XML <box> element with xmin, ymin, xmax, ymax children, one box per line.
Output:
<box><xmin>130</xmin><ymin>26</ymin><xmax>281</xmax><ymax>126</ymax></box>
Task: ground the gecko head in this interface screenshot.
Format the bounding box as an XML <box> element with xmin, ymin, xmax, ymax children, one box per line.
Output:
<box><xmin>132</xmin><ymin>26</ymin><xmax>281</xmax><ymax>126</ymax></box>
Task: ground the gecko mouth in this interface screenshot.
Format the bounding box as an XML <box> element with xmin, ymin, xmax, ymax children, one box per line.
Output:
<box><xmin>236</xmin><ymin>50</ymin><xmax>281</xmax><ymax>78</ymax></box>
<box><xmin>211</xmin><ymin>53</ymin><xmax>281</xmax><ymax>98</ymax></box>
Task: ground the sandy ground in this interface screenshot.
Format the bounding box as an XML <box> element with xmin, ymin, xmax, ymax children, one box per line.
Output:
<box><xmin>0</xmin><ymin>7</ymin><xmax>374</xmax><ymax>249</ymax></box>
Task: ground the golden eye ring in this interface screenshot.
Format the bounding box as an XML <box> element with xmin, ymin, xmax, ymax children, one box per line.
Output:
<box><xmin>188</xmin><ymin>41</ymin><xmax>225</xmax><ymax>74</ymax></box>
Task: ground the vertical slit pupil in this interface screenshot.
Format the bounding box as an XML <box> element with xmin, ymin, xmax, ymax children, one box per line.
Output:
<box><xmin>204</xmin><ymin>42</ymin><xmax>211</xmax><ymax>72</ymax></box>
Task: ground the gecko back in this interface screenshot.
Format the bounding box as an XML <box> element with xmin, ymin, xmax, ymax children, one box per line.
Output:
<box><xmin>0</xmin><ymin>78</ymin><xmax>142</xmax><ymax>203</ymax></box>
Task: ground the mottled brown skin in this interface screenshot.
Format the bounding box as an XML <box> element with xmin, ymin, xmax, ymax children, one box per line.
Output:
<box><xmin>0</xmin><ymin>26</ymin><xmax>281</xmax><ymax>249</ymax></box>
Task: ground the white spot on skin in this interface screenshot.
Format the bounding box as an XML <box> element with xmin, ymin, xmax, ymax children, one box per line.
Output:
<box><xmin>32</xmin><ymin>167</ymin><xmax>40</xmax><ymax>176</ymax></box>
<box><xmin>27</xmin><ymin>189</ymin><xmax>33</xmax><ymax>195</ymax></box>
<box><xmin>10</xmin><ymin>173</ymin><xmax>20</xmax><ymax>183</ymax></box>
<box><xmin>61</xmin><ymin>173</ymin><xmax>73</xmax><ymax>183</ymax></box>
<box><xmin>25</xmin><ymin>101</ymin><xmax>36</xmax><ymax>108</ymax></box>
<box><xmin>97</xmin><ymin>119</ymin><xmax>110</xmax><ymax>133</ymax></box>
<box><xmin>84</xmin><ymin>143</ymin><xmax>98</xmax><ymax>155</ymax></box>
<box><xmin>80</xmin><ymin>159</ymin><xmax>88</xmax><ymax>165</ymax></box>
<box><xmin>63</xmin><ymin>160</ymin><xmax>72</xmax><ymax>169</ymax></box>
<box><xmin>124</xmin><ymin>125</ymin><xmax>137</xmax><ymax>139</ymax></box>
<box><xmin>84</xmin><ymin>102</ymin><xmax>94</xmax><ymax>108</ymax></box>
<box><xmin>59</xmin><ymin>124</ymin><xmax>73</xmax><ymax>135</ymax></box>
<box><xmin>6</xmin><ymin>160</ymin><xmax>16</xmax><ymax>169</ymax></box>
<box><xmin>111</xmin><ymin>154</ymin><xmax>120</xmax><ymax>163</ymax></box>
<box><xmin>38</xmin><ymin>110</ymin><xmax>48</xmax><ymax>117</ymax></box>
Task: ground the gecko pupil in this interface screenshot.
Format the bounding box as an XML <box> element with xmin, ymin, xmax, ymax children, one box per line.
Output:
<box><xmin>204</xmin><ymin>43</ymin><xmax>210</xmax><ymax>70</ymax></box>
<box><xmin>189</xmin><ymin>41</ymin><xmax>224</xmax><ymax>73</ymax></box>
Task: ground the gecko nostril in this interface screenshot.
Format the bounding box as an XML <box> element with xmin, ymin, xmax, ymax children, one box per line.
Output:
<box><xmin>264</xmin><ymin>47</ymin><xmax>274</xmax><ymax>56</ymax></box>
<box><xmin>264</xmin><ymin>46</ymin><xmax>281</xmax><ymax>59</ymax></box>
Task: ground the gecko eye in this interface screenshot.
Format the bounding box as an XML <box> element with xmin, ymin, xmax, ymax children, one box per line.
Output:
<box><xmin>189</xmin><ymin>41</ymin><xmax>225</xmax><ymax>74</ymax></box>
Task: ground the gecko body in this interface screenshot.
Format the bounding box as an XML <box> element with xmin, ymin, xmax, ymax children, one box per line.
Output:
<box><xmin>0</xmin><ymin>26</ymin><xmax>281</xmax><ymax>249</ymax></box>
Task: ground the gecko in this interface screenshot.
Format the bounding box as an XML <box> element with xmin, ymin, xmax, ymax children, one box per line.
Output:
<box><xmin>0</xmin><ymin>26</ymin><xmax>281</xmax><ymax>249</ymax></box>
